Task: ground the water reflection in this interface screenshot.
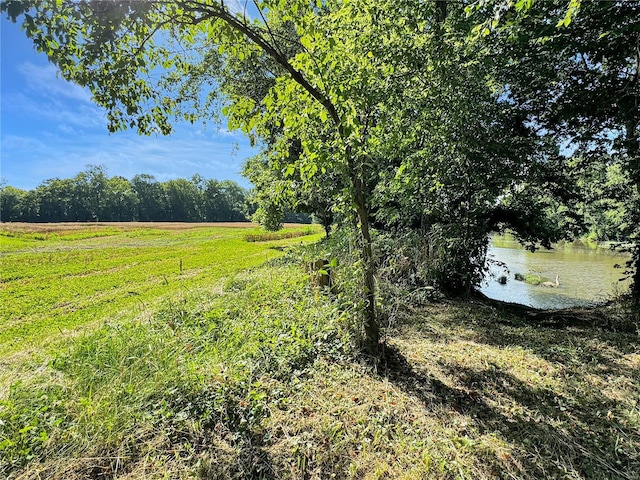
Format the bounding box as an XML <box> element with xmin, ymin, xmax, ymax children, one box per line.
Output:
<box><xmin>480</xmin><ymin>235</ymin><xmax>630</xmax><ymax>309</ymax></box>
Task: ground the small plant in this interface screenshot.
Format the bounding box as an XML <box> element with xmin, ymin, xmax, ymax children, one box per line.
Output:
<box><xmin>514</xmin><ymin>272</ymin><xmax>545</xmax><ymax>285</ymax></box>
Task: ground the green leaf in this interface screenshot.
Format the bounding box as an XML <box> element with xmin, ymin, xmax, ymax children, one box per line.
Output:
<box><xmin>300</xmin><ymin>35</ymin><xmax>312</xmax><ymax>51</ymax></box>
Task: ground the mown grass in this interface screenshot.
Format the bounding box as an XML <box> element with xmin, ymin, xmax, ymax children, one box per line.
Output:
<box><xmin>1</xmin><ymin>224</ymin><xmax>638</xmax><ymax>479</ymax></box>
<box><xmin>0</xmin><ymin>223</ymin><xmax>322</xmax><ymax>357</ymax></box>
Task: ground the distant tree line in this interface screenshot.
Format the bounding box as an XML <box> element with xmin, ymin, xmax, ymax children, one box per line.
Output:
<box><xmin>0</xmin><ymin>165</ymin><xmax>309</xmax><ymax>224</ymax></box>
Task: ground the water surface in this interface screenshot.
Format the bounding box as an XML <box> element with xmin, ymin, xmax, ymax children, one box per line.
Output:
<box><xmin>481</xmin><ymin>235</ymin><xmax>630</xmax><ymax>309</ymax></box>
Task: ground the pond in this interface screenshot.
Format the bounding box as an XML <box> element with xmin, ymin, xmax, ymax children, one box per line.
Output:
<box><xmin>480</xmin><ymin>234</ymin><xmax>631</xmax><ymax>309</ymax></box>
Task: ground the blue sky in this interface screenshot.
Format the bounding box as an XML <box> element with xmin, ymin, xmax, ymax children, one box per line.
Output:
<box><xmin>1</xmin><ymin>12</ymin><xmax>260</xmax><ymax>191</ymax></box>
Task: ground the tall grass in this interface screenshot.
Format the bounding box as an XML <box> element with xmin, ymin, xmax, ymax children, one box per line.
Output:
<box><xmin>1</xmin><ymin>262</ymin><xmax>352</xmax><ymax>478</ymax></box>
<box><xmin>244</xmin><ymin>226</ymin><xmax>317</xmax><ymax>242</ymax></box>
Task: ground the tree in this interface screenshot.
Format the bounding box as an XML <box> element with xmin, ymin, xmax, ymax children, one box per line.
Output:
<box><xmin>18</xmin><ymin>189</ymin><xmax>40</xmax><ymax>222</ymax></box>
<box><xmin>203</xmin><ymin>179</ymin><xmax>247</xmax><ymax>222</ymax></box>
<box><xmin>68</xmin><ymin>165</ymin><xmax>109</xmax><ymax>221</ymax></box>
<box><xmin>35</xmin><ymin>178</ymin><xmax>74</xmax><ymax>222</ymax></box>
<box><xmin>0</xmin><ymin>183</ymin><xmax>26</xmax><ymax>222</ymax></box>
<box><xmin>2</xmin><ymin>0</ymin><xmax>396</xmax><ymax>353</ymax></box>
<box><xmin>164</xmin><ymin>178</ymin><xmax>203</xmax><ymax>222</ymax></box>
<box><xmin>219</xmin><ymin>180</ymin><xmax>248</xmax><ymax>221</ymax></box>
<box><xmin>131</xmin><ymin>174</ymin><xmax>168</xmax><ymax>221</ymax></box>
<box><xmin>5</xmin><ymin>0</ymin><xmax>602</xmax><ymax>352</ymax></box>
<box><xmin>243</xmin><ymin>150</ymin><xmax>337</xmax><ymax>236</ymax></box>
<box><xmin>103</xmin><ymin>176</ymin><xmax>140</xmax><ymax>221</ymax></box>
<box><xmin>569</xmin><ymin>154</ymin><xmax>631</xmax><ymax>243</ymax></box>
<box><xmin>468</xmin><ymin>0</ymin><xmax>640</xmax><ymax>302</ymax></box>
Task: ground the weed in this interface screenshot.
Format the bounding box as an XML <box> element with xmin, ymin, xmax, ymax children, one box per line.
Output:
<box><xmin>514</xmin><ymin>272</ymin><xmax>546</xmax><ymax>285</ymax></box>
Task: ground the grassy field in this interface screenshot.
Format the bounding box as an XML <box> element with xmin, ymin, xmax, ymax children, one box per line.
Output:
<box><xmin>1</xmin><ymin>223</ymin><xmax>638</xmax><ymax>479</ymax></box>
<box><xmin>0</xmin><ymin>222</ymin><xmax>320</xmax><ymax>357</ymax></box>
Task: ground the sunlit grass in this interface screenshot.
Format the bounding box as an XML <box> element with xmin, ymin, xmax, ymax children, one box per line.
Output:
<box><xmin>0</xmin><ymin>263</ymin><xmax>348</xmax><ymax>478</ymax></box>
<box><xmin>1</xmin><ymin>224</ymin><xmax>637</xmax><ymax>479</ymax></box>
<box><xmin>0</xmin><ymin>223</ymin><xmax>322</xmax><ymax>356</ymax></box>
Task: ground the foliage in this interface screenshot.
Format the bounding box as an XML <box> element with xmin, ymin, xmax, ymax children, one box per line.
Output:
<box><xmin>0</xmin><ymin>184</ymin><xmax>26</xmax><ymax>222</ymax></box>
<box><xmin>1</xmin><ymin>166</ymin><xmax>250</xmax><ymax>223</ymax></box>
<box><xmin>204</xmin><ymin>178</ymin><xmax>248</xmax><ymax>222</ymax></box>
<box><xmin>467</xmin><ymin>0</ymin><xmax>640</xmax><ymax>299</ymax></box>
<box><xmin>569</xmin><ymin>155</ymin><xmax>633</xmax><ymax>243</ymax></box>
<box><xmin>243</xmin><ymin>152</ymin><xmax>338</xmax><ymax>235</ymax></box>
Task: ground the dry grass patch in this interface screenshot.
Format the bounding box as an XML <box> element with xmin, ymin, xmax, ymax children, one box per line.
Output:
<box><xmin>382</xmin><ymin>300</ymin><xmax>639</xmax><ymax>479</ymax></box>
<box><xmin>0</xmin><ymin>222</ymin><xmax>261</xmax><ymax>235</ymax></box>
<box><xmin>244</xmin><ymin>226</ymin><xmax>320</xmax><ymax>242</ymax></box>
<box><xmin>265</xmin><ymin>361</ymin><xmax>504</xmax><ymax>479</ymax></box>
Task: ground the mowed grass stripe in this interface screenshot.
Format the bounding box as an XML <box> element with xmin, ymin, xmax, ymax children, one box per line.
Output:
<box><xmin>0</xmin><ymin>224</ymin><xmax>322</xmax><ymax>356</ymax></box>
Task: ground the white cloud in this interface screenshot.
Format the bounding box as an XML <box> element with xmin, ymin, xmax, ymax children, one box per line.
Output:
<box><xmin>4</xmin><ymin>90</ymin><xmax>105</xmax><ymax>129</ymax></box>
<box><xmin>215</xmin><ymin>126</ymin><xmax>243</xmax><ymax>138</ymax></box>
<box><xmin>2</xmin><ymin>46</ymin><xmax>259</xmax><ymax>190</ymax></box>
<box><xmin>58</xmin><ymin>124</ymin><xmax>77</xmax><ymax>135</ymax></box>
<box><xmin>226</xmin><ymin>0</ymin><xmax>254</xmax><ymax>19</ymax></box>
<box><xmin>17</xmin><ymin>62</ymin><xmax>93</xmax><ymax>103</ymax></box>
<box><xmin>226</xmin><ymin>0</ymin><xmax>244</xmax><ymax>15</ymax></box>
<box><xmin>1</xmin><ymin>134</ymin><xmax>48</xmax><ymax>153</ymax></box>
<box><xmin>1</xmin><ymin>124</ymin><xmax>258</xmax><ymax>190</ymax></box>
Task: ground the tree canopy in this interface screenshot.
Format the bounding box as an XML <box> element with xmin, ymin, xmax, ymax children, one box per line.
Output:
<box><xmin>0</xmin><ymin>166</ymin><xmax>252</xmax><ymax>223</ymax></box>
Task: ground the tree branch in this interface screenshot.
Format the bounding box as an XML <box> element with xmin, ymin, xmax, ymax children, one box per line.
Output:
<box><xmin>178</xmin><ymin>0</ymin><xmax>342</xmax><ymax>129</ymax></box>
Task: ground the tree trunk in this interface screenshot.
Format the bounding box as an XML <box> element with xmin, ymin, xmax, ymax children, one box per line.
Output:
<box><xmin>322</xmin><ymin>212</ymin><xmax>332</xmax><ymax>239</ymax></box>
<box><xmin>633</xmin><ymin>246</ymin><xmax>640</xmax><ymax>306</ymax></box>
<box><xmin>625</xmin><ymin>119</ymin><xmax>640</xmax><ymax>305</ymax></box>
<box><xmin>345</xmin><ymin>146</ymin><xmax>379</xmax><ymax>355</ymax></box>
<box><xmin>353</xmin><ymin>178</ymin><xmax>379</xmax><ymax>355</ymax></box>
